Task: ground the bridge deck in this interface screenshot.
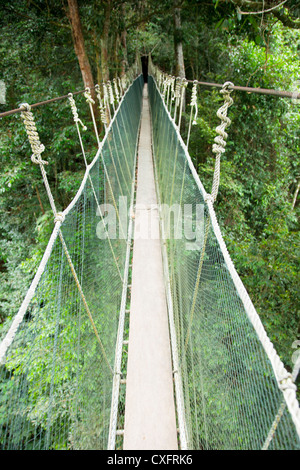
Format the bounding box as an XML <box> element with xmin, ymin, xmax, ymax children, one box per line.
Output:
<box><xmin>123</xmin><ymin>84</ymin><xmax>178</xmax><ymax>450</ymax></box>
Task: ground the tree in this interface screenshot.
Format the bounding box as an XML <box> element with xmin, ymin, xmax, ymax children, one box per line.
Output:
<box><xmin>66</xmin><ymin>0</ymin><xmax>96</xmax><ymax>93</ymax></box>
<box><xmin>100</xmin><ymin>0</ymin><xmax>111</xmax><ymax>82</ymax></box>
<box><xmin>174</xmin><ymin>5</ymin><xmax>185</xmax><ymax>79</ymax></box>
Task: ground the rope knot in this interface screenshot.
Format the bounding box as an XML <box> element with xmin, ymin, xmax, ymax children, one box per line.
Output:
<box><xmin>20</xmin><ymin>103</ymin><xmax>48</xmax><ymax>165</ymax></box>
<box><xmin>84</xmin><ymin>87</ymin><xmax>95</xmax><ymax>105</ymax></box>
<box><xmin>190</xmin><ymin>81</ymin><xmax>198</xmax><ymax>125</ymax></box>
<box><xmin>107</xmin><ymin>81</ymin><xmax>115</xmax><ymax>105</ymax></box>
<box><xmin>221</xmin><ymin>81</ymin><xmax>234</xmax><ymax>94</ymax></box>
<box><xmin>204</xmin><ymin>194</ymin><xmax>214</xmax><ymax>205</ymax></box>
<box><xmin>113</xmin><ymin>78</ymin><xmax>120</xmax><ymax>103</ymax></box>
<box><xmin>209</xmin><ymin>81</ymin><xmax>234</xmax><ymax>202</ymax></box>
<box><xmin>54</xmin><ymin>212</ymin><xmax>65</xmax><ymax>224</ymax></box>
<box><xmin>102</xmin><ymin>83</ymin><xmax>109</xmax><ymax>105</ymax></box>
<box><xmin>278</xmin><ymin>373</ymin><xmax>297</xmax><ymax>392</ymax></box>
<box><xmin>68</xmin><ymin>93</ymin><xmax>87</xmax><ymax>131</ymax></box>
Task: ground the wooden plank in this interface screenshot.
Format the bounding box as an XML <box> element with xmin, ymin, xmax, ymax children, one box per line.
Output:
<box><xmin>123</xmin><ymin>84</ymin><xmax>178</xmax><ymax>450</ymax></box>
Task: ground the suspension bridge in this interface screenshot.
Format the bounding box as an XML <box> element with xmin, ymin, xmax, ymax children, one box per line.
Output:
<box><xmin>0</xmin><ymin>57</ymin><xmax>299</xmax><ymax>450</ymax></box>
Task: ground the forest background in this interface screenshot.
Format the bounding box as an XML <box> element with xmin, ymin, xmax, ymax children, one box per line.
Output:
<box><xmin>0</xmin><ymin>0</ymin><xmax>299</xmax><ymax>378</ymax></box>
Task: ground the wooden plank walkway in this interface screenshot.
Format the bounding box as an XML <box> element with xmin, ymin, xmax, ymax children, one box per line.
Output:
<box><xmin>123</xmin><ymin>84</ymin><xmax>178</xmax><ymax>450</ymax></box>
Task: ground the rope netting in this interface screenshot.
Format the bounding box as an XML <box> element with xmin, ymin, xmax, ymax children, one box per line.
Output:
<box><xmin>1</xmin><ymin>54</ymin><xmax>299</xmax><ymax>451</ymax></box>
<box><xmin>148</xmin><ymin>62</ymin><xmax>300</xmax><ymax>450</ymax></box>
<box><xmin>0</xmin><ymin>72</ymin><xmax>143</xmax><ymax>450</ymax></box>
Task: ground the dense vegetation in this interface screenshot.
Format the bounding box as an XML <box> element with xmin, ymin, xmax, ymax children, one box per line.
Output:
<box><xmin>0</xmin><ymin>0</ymin><xmax>299</xmax><ymax>404</ymax></box>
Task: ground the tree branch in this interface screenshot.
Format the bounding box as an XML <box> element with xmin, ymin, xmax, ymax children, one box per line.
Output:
<box><xmin>292</xmin><ymin>180</ymin><xmax>300</xmax><ymax>210</ymax></box>
<box><xmin>230</xmin><ymin>0</ymin><xmax>300</xmax><ymax>29</ymax></box>
<box><xmin>271</xmin><ymin>8</ymin><xmax>300</xmax><ymax>29</ymax></box>
<box><xmin>237</xmin><ymin>0</ymin><xmax>288</xmax><ymax>15</ymax></box>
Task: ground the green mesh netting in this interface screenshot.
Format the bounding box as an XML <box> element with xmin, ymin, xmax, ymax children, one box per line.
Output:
<box><xmin>0</xmin><ymin>75</ymin><xmax>143</xmax><ymax>450</ymax></box>
<box><xmin>148</xmin><ymin>75</ymin><xmax>300</xmax><ymax>450</ymax></box>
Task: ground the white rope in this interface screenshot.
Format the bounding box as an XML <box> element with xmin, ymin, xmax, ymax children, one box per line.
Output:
<box><xmin>191</xmin><ymin>80</ymin><xmax>198</xmax><ymax>125</ymax></box>
<box><xmin>178</xmin><ymin>78</ymin><xmax>188</xmax><ymax>132</ymax></box>
<box><xmin>186</xmin><ymin>80</ymin><xmax>198</xmax><ymax>149</ymax></box>
<box><xmin>108</xmin><ymin>80</ymin><xmax>115</xmax><ymax>108</ymax></box>
<box><xmin>113</xmin><ymin>78</ymin><xmax>120</xmax><ymax>104</ymax></box>
<box><xmin>0</xmin><ymin>221</ymin><xmax>62</xmax><ymax>364</ymax></box>
<box><xmin>103</xmin><ymin>82</ymin><xmax>112</xmax><ymax>124</ymax></box>
<box><xmin>117</xmin><ymin>77</ymin><xmax>123</xmax><ymax>97</ymax></box>
<box><xmin>95</xmin><ymin>84</ymin><xmax>108</xmax><ymax>128</ymax></box>
<box><xmin>210</xmin><ymin>81</ymin><xmax>234</xmax><ymax>203</ymax></box>
<box><xmin>68</xmin><ymin>93</ymin><xmax>87</xmax><ymax>131</ymax></box>
<box><xmin>84</xmin><ymin>87</ymin><xmax>100</xmax><ymax>147</ymax></box>
<box><xmin>83</xmin><ymin>87</ymin><xmax>95</xmax><ymax>106</ymax></box>
<box><xmin>173</xmin><ymin>77</ymin><xmax>182</xmax><ymax>123</ymax></box>
<box><xmin>20</xmin><ymin>103</ymin><xmax>58</xmax><ymax>218</ymax></box>
<box><xmin>20</xmin><ymin>103</ymin><xmax>47</xmax><ymax>165</ymax></box>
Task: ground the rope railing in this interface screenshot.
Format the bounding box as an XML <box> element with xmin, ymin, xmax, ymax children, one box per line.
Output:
<box><xmin>0</xmin><ymin>61</ymin><xmax>143</xmax><ymax>450</ymax></box>
<box><xmin>148</xmin><ymin>57</ymin><xmax>300</xmax><ymax>450</ymax></box>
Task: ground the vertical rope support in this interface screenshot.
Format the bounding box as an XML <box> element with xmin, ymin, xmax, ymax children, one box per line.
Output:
<box><xmin>103</xmin><ymin>82</ymin><xmax>112</xmax><ymax>125</ymax></box>
<box><xmin>210</xmin><ymin>81</ymin><xmax>234</xmax><ymax>203</ymax></box>
<box><xmin>68</xmin><ymin>93</ymin><xmax>88</xmax><ymax>165</ymax></box>
<box><xmin>20</xmin><ymin>103</ymin><xmax>57</xmax><ymax>216</ymax></box>
<box><xmin>178</xmin><ymin>79</ymin><xmax>188</xmax><ymax>133</ymax></box>
<box><xmin>170</xmin><ymin>77</ymin><xmax>175</xmax><ymax>114</ymax></box>
<box><xmin>95</xmin><ymin>84</ymin><xmax>108</xmax><ymax>130</ymax></box>
<box><xmin>173</xmin><ymin>78</ymin><xmax>181</xmax><ymax>124</ymax></box>
<box><xmin>186</xmin><ymin>80</ymin><xmax>198</xmax><ymax>150</ymax></box>
<box><xmin>84</xmin><ymin>87</ymin><xmax>101</xmax><ymax>147</ymax></box>
<box><xmin>20</xmin><ymin>102</ymin><xmax>113</xmax><ymax>375</ymax></box>
<box><xmin>68</xmin><ymin>92</ymin><xmax>123</xmax><ymax>282</ymax></box>
<box><xmin>113</xmin><ymin>78</ymin><xmax>120</xmax><ymax>105</ymax></box>
<box><xmin>107</xmin><ymin>80</ymin><xmax>116</xmax><ymax>115</ymax></box>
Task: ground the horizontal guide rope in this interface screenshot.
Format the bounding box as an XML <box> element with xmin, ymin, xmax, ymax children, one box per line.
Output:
<box><xmin>1</xmin><ymin>74</ymin><xmax>299</xmax><ymax>120</ymax></box>
<box><xmin>0</xmin><ymin>86</ymin><xmax>97</xmax><ymax>119</ymax></box>
<box><xmin>186</xmin><ymin>78</ymin><xmax>300</xmax><ymax>99</ymax></box>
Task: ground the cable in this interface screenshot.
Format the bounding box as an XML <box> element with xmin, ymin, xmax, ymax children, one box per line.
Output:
<box><xmin>0</xmin><ymin>86</ymin><xmax>97</xmax><ymax>119</ymax></box>
<box><xmin>186</xmin><ymin>79</ymin><xmax>300</xmax><ymax>100</ymax></box>
<box><xmin>1</xmin><ymin>77</ymin><xmax>299</xmax><ymax>120</ymax></box>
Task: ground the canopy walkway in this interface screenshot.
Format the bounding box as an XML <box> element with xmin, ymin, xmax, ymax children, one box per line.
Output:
<box><xmin>0</xmin><ymin>58</ymin><xmax>299</xmax><ymax>450</ymax></box>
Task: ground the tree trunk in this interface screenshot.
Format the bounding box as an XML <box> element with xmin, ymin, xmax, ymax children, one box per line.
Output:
<box><xmin>93</xmin><ymin>29</ymin><xmax>103</xmax><ymax>85</ymax></box>
<box><xmin>174</xmin><ymin>7</ymin><xmax>185</xmax><ymax>79</ymax></box>
<box><xmin>67</xmin><ymin>0</ymin><xmax>95</xmax><ymax>94</ymax></box>
<box><xmin>120</xmin><ymin>19</ymin><xmax>128</xmax><ymax>76</ymax></box>
<box><xmin>174</xmin><ymin>6</ymin><xmax>186</xmax><ymax>112</ymax></box>
<box><xmin>100</xmin><ymin>0</ymin><xmax>111</xmax><ymax>82</ymax></box>
<box><xmin>113</xmin><ymin>34</ymin><xmax>120</xmax><ymax>78</ymax></box>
